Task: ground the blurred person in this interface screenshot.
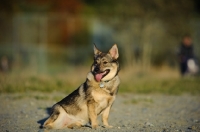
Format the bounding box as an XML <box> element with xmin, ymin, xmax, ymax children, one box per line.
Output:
<box><xmin>178</xmin><ymin>34</ymin><xmax>199</xmax><ymax>76</ymax></box>
<box><xmin>0</xmin><ymin>56</ymin><xmax>9</xmax><ymax>72</ymax></box>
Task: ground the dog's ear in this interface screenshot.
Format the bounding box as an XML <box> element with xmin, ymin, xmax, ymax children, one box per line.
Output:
<box><xmin>109</xmin><ymin>44</ymin><xmax>119</xmax><ymax>59</ymax></box>
<box><xmin>93</xmin><ymin>44</ymin><xmax>101</xmax><ymax>55</ymax></box>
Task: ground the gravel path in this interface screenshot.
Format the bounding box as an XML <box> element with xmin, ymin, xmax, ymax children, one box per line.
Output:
<box><xmin>0</xmin><ymin>92</ymin><xmax>200</xmax><ymax>132</ymax></box>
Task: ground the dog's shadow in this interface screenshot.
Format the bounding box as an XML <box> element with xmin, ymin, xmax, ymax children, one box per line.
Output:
<box><xmin>37</xmin><ymin>107</ymin><xmax>51</xmax><ymax>129</ymax></box>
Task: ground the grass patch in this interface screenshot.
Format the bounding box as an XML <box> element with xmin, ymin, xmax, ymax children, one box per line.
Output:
<box><xmin>12</xmin><ymin>95</ymin><xmax>25</xmax><ymax>100</ymax></box>
<box><xmin>52</xmin><ymin>96</ymin><xmax>64</xmax><ymax>102</ymax></box>
<box><xmin>119</xmin><ymin>77</ymin><xmax>200</xmax><ymax>95</ymax></box>
<box><xmin>124</xmin><ymin>98</ymin><xmax>154</xmax><ymax>104</ymax></box>
<box><xmin>0</xmin><ymin>74</ymin><xmax>78</xmax><ymax>94</ymax></box>
<box><xmin>0</xmin><ymin>69</ymin><xmax>200</xmax><ymax>95</ymax></box>
<box><xmin>34</xmin><ymin>95</ymin><xmax>50</xmax><ymax>100</ymax></box>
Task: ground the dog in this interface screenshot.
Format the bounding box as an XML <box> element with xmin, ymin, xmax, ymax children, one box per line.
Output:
<box><xmin>43</xmin><ymin>44</ymin><xmax>120</xmax><ymax>129</ymax></box>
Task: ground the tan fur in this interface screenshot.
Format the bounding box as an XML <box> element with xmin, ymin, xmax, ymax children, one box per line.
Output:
<box><xmin>43</xmin><ymin>44</ymin><xmax>120</xmax><ymax>129</ymax></box>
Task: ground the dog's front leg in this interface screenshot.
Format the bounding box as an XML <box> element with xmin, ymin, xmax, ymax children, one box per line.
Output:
<box><xmin>87</xmin><ymin>101</ymin><xmax>98</xmax><ymax>129</ymax></box>
<box><xmin>102</xmin><ymin>105</ymin><xmax>113</xmax><ymax>128</ymax></box>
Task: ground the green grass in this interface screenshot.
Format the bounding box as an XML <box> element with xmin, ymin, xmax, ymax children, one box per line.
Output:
<box><xmin>0</xmin><ymin>75</ymin><xmax>73</xmax><ymax>94</ymax></box>
<box><xmin>119</xmin><ymin>77</ymin><xmax>200</xmax><ymax>95</ymax></box>
<box><xmin>0</xmin><ymin>70</ymin><xmax>200</xmax><ymax>95</ymax></box>
<box><xmin>124</xmin><ymin>98</ymin><xmax>154</xmax><ymax>104</ymax></box>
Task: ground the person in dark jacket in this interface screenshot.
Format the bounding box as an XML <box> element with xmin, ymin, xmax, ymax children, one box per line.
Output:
<box><xmin>178</xmin><ymin>34</ymin><xmax>198</xmax><ymax>75</ymax></box>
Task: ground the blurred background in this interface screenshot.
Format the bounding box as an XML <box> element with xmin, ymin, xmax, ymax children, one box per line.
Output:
<box><xmin>0</xmin><ymin>0</ymin><xmax>200</xmax><ymax>94</ymax></box>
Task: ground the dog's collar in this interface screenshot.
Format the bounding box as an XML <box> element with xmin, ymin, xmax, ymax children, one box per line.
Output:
<box><xmin>104</xmin><ymin>80</ymin><xmax>110</xmax><ymax>83</ymax></box>
<box><xmin>99</xmin><ymin>75</ymin><xmax>117</xmax><ymax>88</ymax></box>
<box><xmin>99</xmin><ymin>81</ymin><xmax>109</xmax><ymax>88</ymax></box>
<box><xmin>100</xmin><ymin>80</ymin><xmax>110</xmax><ymax>87</ymax></box>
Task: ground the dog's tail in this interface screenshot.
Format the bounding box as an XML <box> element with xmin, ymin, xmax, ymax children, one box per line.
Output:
<box><xmin>43</xmin><ymin>104</ymin><xmax>60</xmax><ymax>129</ymax></box>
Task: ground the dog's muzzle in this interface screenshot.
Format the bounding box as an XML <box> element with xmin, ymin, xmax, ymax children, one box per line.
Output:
<box><xmin>93</xmin><ymin>69</ymin><xmax>110</xmax><ymax>82</ymax></box>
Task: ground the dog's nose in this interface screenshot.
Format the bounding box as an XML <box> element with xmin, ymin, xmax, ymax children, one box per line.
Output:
<box><xmin>94</xmin><ymin>67</ymin><xmax>99</xmax><ymax>72</ymax></box>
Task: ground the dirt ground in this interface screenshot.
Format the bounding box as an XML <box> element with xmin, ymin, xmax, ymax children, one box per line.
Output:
<box><xmin>0</xmin><ymin>92</ymin><xmax>200</xmax><ymax>132</ymax></box>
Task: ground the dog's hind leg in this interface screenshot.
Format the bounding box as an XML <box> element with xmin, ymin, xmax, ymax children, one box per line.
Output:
<box><xmin>67</xmin><ymin>122</ymin><xmax>83</xmax><ymax>129</ymax></box>
<box><xmin>43</xmin><ymin>108</ymin><xmax>60</xmax><ymax>129</ymax></box>
<box><xmin>43</xmin><ymin>105</ymin><xmax>74</xmax><ymax>129</ymax></box>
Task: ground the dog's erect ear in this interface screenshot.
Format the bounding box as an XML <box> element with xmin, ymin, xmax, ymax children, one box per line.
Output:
<box><xmin>93</xmin><ymin>44</ymin><xmax>101</xmax><ymax>55</ymax></box>
<box><xmin>109</xmin><ymin>44</ymin><xmax>119</xmax><ymax>59</ymax></box>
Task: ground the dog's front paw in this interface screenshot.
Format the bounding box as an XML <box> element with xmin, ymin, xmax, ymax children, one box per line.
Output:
<box><xmin>92</xmin><ymin>124</ymin><xmax>98</xmax><ymax>129</ymax></box>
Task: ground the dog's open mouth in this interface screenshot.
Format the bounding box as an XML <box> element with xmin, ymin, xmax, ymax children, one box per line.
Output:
<box><xmin>94</xmin><ymin>69</ymin><xmax>110</xmax><ymax>82</ymax></box>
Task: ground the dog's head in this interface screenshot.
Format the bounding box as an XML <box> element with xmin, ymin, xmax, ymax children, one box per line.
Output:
<box><xmin>91</xmin><ymin>44</ymin><xmax>119</xmax><ymax>82</ymax></box>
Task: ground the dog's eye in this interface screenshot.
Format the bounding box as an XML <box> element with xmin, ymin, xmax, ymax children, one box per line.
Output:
<box><xmin>103</xmin><ymin>61</ymin><xmax>108</xmax><ymax>64</ymax></box>
<box><xmin>94</xmin><ymin>61</ymin><xmax>98</xmax><ymax>65</ymax></box>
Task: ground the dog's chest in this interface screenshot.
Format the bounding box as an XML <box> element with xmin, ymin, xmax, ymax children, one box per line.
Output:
<box><xmin>91</xmin><ymin>88</ymin><xmax>114</xmax><ymax>112</ymax></box>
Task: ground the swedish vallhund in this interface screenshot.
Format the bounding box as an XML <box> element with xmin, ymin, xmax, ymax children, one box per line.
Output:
<box><xmin>43</xmin><ymin>44</ymin><xmax>120</xmax><ymax>129</ymax></box>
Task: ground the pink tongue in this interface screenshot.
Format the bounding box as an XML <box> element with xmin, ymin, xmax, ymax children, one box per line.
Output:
<box><xmin>95</xmin><ymin>73</ymin><xmax>105</xmax><ymax>82</ymax></box>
